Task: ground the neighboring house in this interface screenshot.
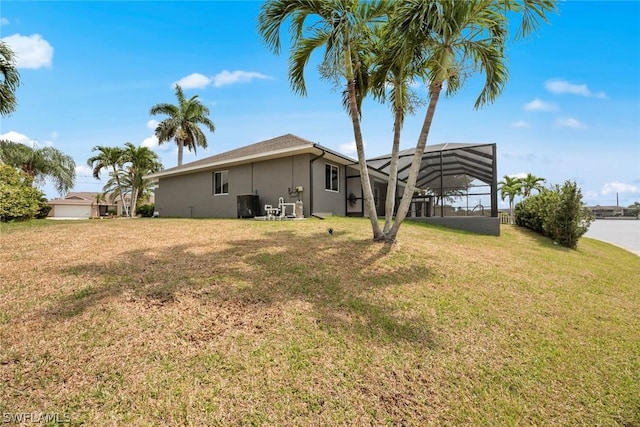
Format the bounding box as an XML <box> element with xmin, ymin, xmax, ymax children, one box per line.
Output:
<box><xmin>588</xmin><ymin>205</ymin><xmax>628</xmax><ymax>218</ymax></box>
<box><xmin>47</xmin><ymin>192</ymin><xmax>131</xmax><ymax>218</ymax></box>
<box><xmin>146</xmin><ymin>134</ymin><xmax>387</xmax><ymax>219</ymax></box>
<box><xmin>145</xmin><ymin>134</ymin><xmax>500</xmax><ymax>235</ymax></box>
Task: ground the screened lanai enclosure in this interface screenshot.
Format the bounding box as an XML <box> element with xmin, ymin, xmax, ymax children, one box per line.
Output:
<box><xmin>365</xmin><ymin>142</ymin><xmax>500</xmax><ymax>235</ymax></box>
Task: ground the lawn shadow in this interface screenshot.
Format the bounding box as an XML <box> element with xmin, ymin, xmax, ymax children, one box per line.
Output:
<box><xmin>50</xmin><ymin>228</ymin><xmax>436</xmax><ymax>347</ymax></box>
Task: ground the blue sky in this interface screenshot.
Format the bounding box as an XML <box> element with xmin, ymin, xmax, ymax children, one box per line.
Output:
<box><xmin>2</xmin><ymin>1</ymin><xmax>639</xmax><ymax>208</ymax></box>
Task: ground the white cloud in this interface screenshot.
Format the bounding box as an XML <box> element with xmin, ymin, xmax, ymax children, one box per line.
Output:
<box><xmin>601</xmin><ymin>182</ymin><xmax>639</xmax><ymax>195</ymax></box>
<box><xmin>1</xmin><ymin>33</ymin><xmax>53</xmax><ymax>69</ymax></box>
<box><xmin>584</xmin><ymin>190</ymin><xmax>599</xmax><ymax>200</ymax></box>
<box><xmin>141</xmin><ymin>135</ymin><xmax>160</xmax><ymax>150</ymax></box>
<box><xmin>173</xmin><ymin>73</ymin><xmax>211</xmax><ymax>90</ymax></box>
<box><xmin>338</xmin><ymin>140</ymin><xmax>365</xmax><ymax>155</ymax></box>
<box><xmin>0</xmin><ymin>130</ymin><xmax>34</xmax><ymax>146</ymax></box>
<box><xmin>147</xmin><ymin>119</ymin><xmax>159</xmax><ymax>130</ymax></box>
<box><xmin>503</xmin><ymin>152</ymin><xmax>538</xmax><ymax>162</ymax></box>
<box><xmin>545</xmin><ymin>79</ymin><xmax>606</xmax><ymax>98</ymax></box>
<box><xmin>523</xmin><ymin>98</ymin><xmax>558</xmax><ymax>112</ymax></box>
<box><xmin>213</xmin><ymin>70</ymin><xmax>270</xmax><ymax>87</ymax></box>
<box><xmin>50</xmin><ymin>131</ymin><xmax>58</xmax><ymax>141</ymax></box>
<box><xmin>1</xmin><ymin>18</ymin><xmax>9</xmax><ymax>26</ymax></box>
<box><xmin>511</xmin><ymin>120</ymin><xmax>531</xmax><ymax>128</ymax></box>
<box><xmin>554</xmin><ymin>117</ymin><xmax>587</xmax><ymax>129</ymax></box>
<box><xmin>510</xmin><ymin>172</ymin><xmax>528</xmax><ymax>179</ymax></box>
<box><xmin>75</xmin><ymin>164</ymin><xmax>94</xmax><ymax>177</ymax></box>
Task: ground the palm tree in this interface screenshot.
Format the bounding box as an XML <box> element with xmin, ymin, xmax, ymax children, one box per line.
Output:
<box><xmin>87</xmin><ymin>146</ymin><xmax>129</xmax><ymax>216</ymax></box>
<box><xmin>499</xmin><ymin>175</ymin><xmax>523</xmax><ymax>224</ymax></box>
<box><xmin>380</xmin><ymin>0</ymin><xmax>555</xmax><ymax>241</ymax></box>
<box><xmin>369</xmin><ymin>22</ymin><xmax>427</xmax><ymax>235</ymax></box>
<box><xmin>521</xmin><ymin>172</ymin><xmax>546</xmax><ymax>197</ymax></box>
<box><xmin>120</xmin><ymin>142</ymin><xmax>163</xmax><ymax>215</ymax></box>
<box><xmin>149</xmin><ymin>84</ymin><xmax>215</xmax><ymax>167</ymax></box>
<box><xmin>258</xmin><ymin>0</ymin><xmax>390</xmax><ymax>240</ymax></box>
<box><xmin>0</xmin><ymin>41</ymin><xmax>20</xmax><ymax>117</ymax></box>
<box><xmin>0</xmin><ymin>140</ymin><xmax>76</xmax><ymax>195</ymax></box>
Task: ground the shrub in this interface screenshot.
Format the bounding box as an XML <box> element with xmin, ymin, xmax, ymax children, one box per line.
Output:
<box><xmin>0</xmin><ymin>164</ymin><xmax>45</xmax><ymax>222</ymax></box>
<box><xmin>136</xmin><ymin>203</ymin><xmax>155</xmax><ymax>218</ymax></box>
<box><xmin>514</xmin><ymin>180</ymin><xmax>593</xmax><ymax>249</ymax></box>
<box><xmin>35</xmin><ymin>198</ymin><xmax>52</xmax><ymax>219</ymax></box>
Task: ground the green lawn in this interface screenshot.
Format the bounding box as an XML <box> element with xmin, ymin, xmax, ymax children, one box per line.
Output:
<box><xmin>1</xmin><ymin>217</ymin><xmax>638</xmax><ymax>426</ymax></box>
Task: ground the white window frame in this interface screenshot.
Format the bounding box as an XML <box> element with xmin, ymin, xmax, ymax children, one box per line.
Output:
<box><xmin>213</xmin><ymin>170</ymin><xmax>229</xmax><ymax>195</ymax></box>
<box><xmin>325</xmin><ymin>163</ymin><xmax>339</xmax><ymax>193</ymax></box>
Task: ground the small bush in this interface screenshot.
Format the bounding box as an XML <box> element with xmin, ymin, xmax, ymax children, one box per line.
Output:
<box><xmin>136</xmin><ymin>203</ymin><xmax>155</xmax><ymax>217</ymax></box>
<box><xmin>0</xmin><ymin>164</ymin><xmax>45</xmax><ymax>222</ymax></box>
<box><xmin>515</xmin><ymin>180</ymin><xmax>593</xmax><ymax>249</ymax></box>
<box><xmin>35</xmin><ymin>196</ymin><xmax>52</xmax><ymax>219</ymax></box>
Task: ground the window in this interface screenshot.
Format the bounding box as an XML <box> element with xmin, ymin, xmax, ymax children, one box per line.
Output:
<box><xmin>325</xmin><ymin>164</ymin><xmax>339</xmax><ymax>192</ymax></box>
<box><xmin>213</xmin><ymin>171</ymin><xmax>228</xmax><ymax>195</ymax></box>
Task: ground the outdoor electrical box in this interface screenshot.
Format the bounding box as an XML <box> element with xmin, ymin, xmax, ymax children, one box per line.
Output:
<box><xmin>237</xmin><ymin>194</ymin><xmax>260</xmax><ymax>218</ymax></box>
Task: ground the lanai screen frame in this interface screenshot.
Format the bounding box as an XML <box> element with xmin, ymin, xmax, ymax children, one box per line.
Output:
<box><xmin>366</xmin><ymin>142</ymin><xmax>498</xmax><ymax>217</ymax></box>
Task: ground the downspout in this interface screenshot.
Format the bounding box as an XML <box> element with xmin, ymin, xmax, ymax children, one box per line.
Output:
<box><xmin>309</xmin><ymin>144</ymin><xmax>326</xmax><ymax>216</ymax></box>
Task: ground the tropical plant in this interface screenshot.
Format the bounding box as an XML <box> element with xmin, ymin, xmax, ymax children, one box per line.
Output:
<box><xmin>259</xmin><ymin>0</ymin><xmax>555</xmax><ymax>242</ymax></box>
<box><xmin>87</xmin><ymin>145</ymin><xmax>129</xmax><ymax>216</ymax></box>
<box><xmin>381</xmin><ymin>0</ymin><xmax>555</xmax><ymax>241</ymax></box>
<box><xmin>369</xmin><ymin>22</ymin><xmax>427</xmax><ymax>234</ymax></box>
<box><xmin>628</xmin><ymin>201</ymin><xmax>640</xmax><ymax>218</ymax></box>
<box><xmin>515</xmin><ymin>181</ymin><xmax>593</xmax><ymax>249</ymax></box>
<box><xmin>521</xmin><ymin>172</ymin><xmax>546</xmax><ymax>197</ymax></box>
<box><xmin>149</xmin><ymin>84</ymin><xmax>215</xmax><ymax>166</ymax></box>
<box><xmin>499</xmin><ymin>175</ymin><xmax>523</xmax><ymax>224</ymax></box>
<box><xmin>258</xmin><ymin>0</ymin><xmax>390</xmax><ymax>240</ymax></box>
<box><xmin>0</xmin><ymin>140</ymin><xmax>76</xmax><ymax>195</ymax></box>
<box><xmin>0</xmin><ymin>163</ymin><xmax>45</xmax><ymax>222</ymax></box>
<box><xmin>0</xmin><ymin>40</ymin><xmax>20</xmax><ymax>117</ymax></box>
<box><xmin>120</xmin><ymin>142</ymin><xmax>163</xmax><ymax>215</ymax></box>
<box><xmin>136</xmin><ymin>203</ymin><xmax>155</xmax><ymax>218</ymax></box>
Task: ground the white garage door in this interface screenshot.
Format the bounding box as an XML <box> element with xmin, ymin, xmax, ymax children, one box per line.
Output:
<box><xmin>54</xmin><ymin>205</ymin><xmax>91</xmax><ymax>218</ymax></box>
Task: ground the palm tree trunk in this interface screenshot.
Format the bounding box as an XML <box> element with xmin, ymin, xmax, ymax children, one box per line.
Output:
<box><xmin>388</xmin><ymin>81</ymin><xmax>444</xmax><ymax>241</ymax></box>
<box><xmin>112</xmin><ymin>165</ymin><xmax>129</xmax><ymax>217</ymax></box>
<box><xmin>343</xmin><ymin>35</ymin><xmax>382</xmax><ymax>240</ymax></box>
<box><xmin>177</xmin><ymin>139</ymin><xmax>184</xmax><ymax>166</ymax></box>
<box><xmin>510</xmin><ymin>198</ymin><xmax>514</xmax><ymax>224</ymax></box>
<box><xmin>383</xmin><ymin>91</ymin><xmax>404</xmax><ymax>234</ymax></box>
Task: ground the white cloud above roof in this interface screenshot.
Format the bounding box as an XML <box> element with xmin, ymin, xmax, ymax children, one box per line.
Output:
<box><xmin>1</xmin><ymin>33</ymin><xmax>53</xmax><ymax>69</ymax></box>
<box><xmin>601</xmin><ymin>182</ymin><xmax>639</xmax><ymax>195</ymax></box>
<box><xmin>75</xmin><ymin>164</ymin><xmax>94</xmax><ymax>177</ymax></box>
<box><xmin>338</xmin><ymin>140</ymin><xmax>365</xmax><ymax>156</ymax></box>
<box><xmin>523</xmin><ymin>98</ymin><xmax>558</xmax><ymax>112</ymax></box>
<box><xmin>545</xmin><ymin>79</ymin><xmax>606</xmax><ymax>98</ymax></box>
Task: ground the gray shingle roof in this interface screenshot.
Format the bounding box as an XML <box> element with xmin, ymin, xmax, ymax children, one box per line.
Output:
<box><xmin>158</xmin><ymin>133</ymin><xmax>316</xmax><ymax>175</ymax></box>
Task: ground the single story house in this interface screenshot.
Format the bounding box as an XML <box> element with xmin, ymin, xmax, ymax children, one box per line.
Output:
<box><xmin>146</xmin><ymin>134</ymin><xmax>388</xmax><ymax>219</ymax></box>
<box><xmin>587</xmin><ymin>205</ymin><xmax>632</xmax><ymax>218</ymax></box>
<box><xmin>146</xmin><ymin>134</ymin><xmax>500</xmax><ymax>235</ymax></box>
<box><xmin>47</xmin><ymin>192</ymin><xmax>130</xmax><ymax>218</ymax></box>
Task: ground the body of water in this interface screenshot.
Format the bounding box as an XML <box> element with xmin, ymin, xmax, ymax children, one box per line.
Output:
<box><xmin>584</xmin><ymin>219</ymin><xmax>640</xmax><ymax>256</ymax></box>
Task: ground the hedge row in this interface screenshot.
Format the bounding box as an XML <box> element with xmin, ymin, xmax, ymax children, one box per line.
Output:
<box><xmin>514</xmin><ymin>180</ymin><xmax>593</xmax><ymax>249</ymax></box>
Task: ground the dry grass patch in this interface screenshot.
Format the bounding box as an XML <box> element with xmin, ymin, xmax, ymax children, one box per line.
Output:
<box><xmin>1</xmin><ymin>218</ymin><xmax>638</xmax><ymax>425</ymax></box>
